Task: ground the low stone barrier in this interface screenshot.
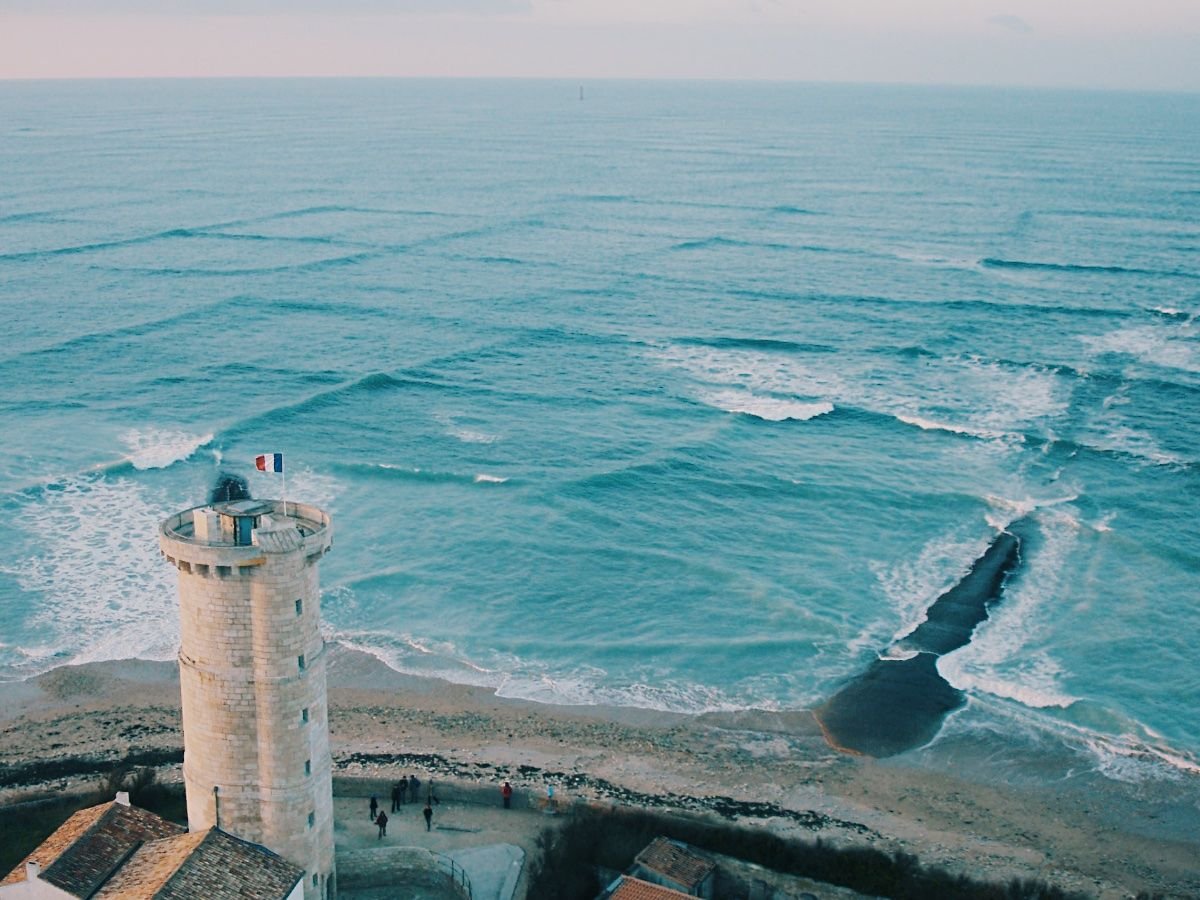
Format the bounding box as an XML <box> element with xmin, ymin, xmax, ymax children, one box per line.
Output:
<box><xmin>337</xmin><ymin>846</ymin><xmax>471</xmax><ymax>898</ymax></box>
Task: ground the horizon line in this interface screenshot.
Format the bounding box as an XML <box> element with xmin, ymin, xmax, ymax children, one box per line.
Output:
<box><xmin>0</xmin><ymin>74</ymin><xmax>1197</xmax><ymax>96</ymax></box>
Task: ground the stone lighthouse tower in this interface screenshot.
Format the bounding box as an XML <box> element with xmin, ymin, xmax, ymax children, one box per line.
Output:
<box><xmin>159</xmin><ymin>498</ymin><xmax>335</xmax><ymax>899</ymax></box>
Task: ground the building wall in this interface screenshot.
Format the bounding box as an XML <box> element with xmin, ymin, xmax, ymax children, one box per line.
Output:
<box><xmin>0</xmin><ymin>868</ymin><xmax>78</xmax><ymax>900</ymax></box>
<box><xmin>162</xmin><ymin>502</ymin><xmax>335</xmax><ymax>900</ymax></box>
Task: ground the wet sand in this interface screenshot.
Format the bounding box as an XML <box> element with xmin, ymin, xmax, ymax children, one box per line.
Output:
<box><xmin>1</xmin><ymin>645</ymin><xmax>1197</xmax><ymax>899</ymax></box>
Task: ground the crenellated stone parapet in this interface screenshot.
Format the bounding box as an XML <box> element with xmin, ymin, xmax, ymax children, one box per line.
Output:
<box><xmin>159</xmin><ymin>499</ymin><xmax>331</xmax><ymax>573</ymax></box>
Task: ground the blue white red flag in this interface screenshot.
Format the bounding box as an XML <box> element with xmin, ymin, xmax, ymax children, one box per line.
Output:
<box><xmin>255</xmin><ymin>453</ymin><xmax>283</xmax><ymax>473</ymax></box>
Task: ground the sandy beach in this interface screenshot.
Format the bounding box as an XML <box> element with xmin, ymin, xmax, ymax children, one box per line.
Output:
<box><xmin>1</xmin><ymin>644</ymin><xmax>1196</xmax><ymax>899</ymax></box>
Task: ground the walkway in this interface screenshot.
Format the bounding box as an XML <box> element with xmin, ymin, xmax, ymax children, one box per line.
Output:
<box><xmin>334</xmin><ymin>792</ymin><xmax>539</xmax><ymax>900</ymax></box>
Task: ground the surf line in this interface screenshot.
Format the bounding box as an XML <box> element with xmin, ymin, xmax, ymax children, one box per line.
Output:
<box><xmin>814</xmin><ymin>522</ymin><xmax>1025</xmax><ymax>758</ymax></box>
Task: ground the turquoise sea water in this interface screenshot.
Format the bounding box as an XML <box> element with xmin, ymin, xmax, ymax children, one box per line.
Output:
<box><xmin>0</xmin><ymin>80</ymin><xmax>1197</xmax><ymax>794</ymax></box>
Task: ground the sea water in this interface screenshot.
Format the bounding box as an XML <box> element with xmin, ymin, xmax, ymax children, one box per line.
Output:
<box><xmin>0</xmin><ymin>79</ymin><xmax>1197</xmax><ymax>794</ymax></box>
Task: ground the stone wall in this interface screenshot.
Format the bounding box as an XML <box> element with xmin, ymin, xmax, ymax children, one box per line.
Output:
<box><xmin>162</xmin><ymin>502</ymin><xmax>335</xmax><ymax>900</ymax></box>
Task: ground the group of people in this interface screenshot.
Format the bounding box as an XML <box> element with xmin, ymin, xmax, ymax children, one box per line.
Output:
<box><xmin>370</xmin><ymin>775</ymin><xmax>435</xmax><ymax>839</ymax></box>
<box><xmin>389</xmin><ymin>774</ymin><xmax>425</xmax><ymax>811</ymax></box>
<box><xmin>367</xmin><ymin>778</ymin><xmax>520</xmax><ymax>840</ymax></box>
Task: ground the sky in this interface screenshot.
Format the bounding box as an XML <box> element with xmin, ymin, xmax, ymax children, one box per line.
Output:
<box><xmin>0</xmin><ymin>0</ymin><xmax>1197</xmax><ymax>90</ymax></box>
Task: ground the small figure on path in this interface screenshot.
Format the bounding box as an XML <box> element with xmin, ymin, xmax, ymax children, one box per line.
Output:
<box><xmin>376</xmin><ymin>810</ymin><xmax>388</xmax><ymax>839</ymax></box>
<box><xmin>369</xmin><ymin>795</ymin><xmax>378</xmax><ymax>821</ymax></box>
<box><xmin>409</xmin><ymin>774</ymin><xmax>420</xmax><ymax>801</ymax></box>
<box><xmin>501</xmin><ymin>781</ymin><xmax>513</xmax><ymax>809</ymax></box>
<box><xmin>398</xmin><ymin>777</ymin><xmax>408</xmax><ymax>806</ymax></box>
<box><xmin>390</xmin><ymin>781</ymin><xmax>401</xmax><ymax>812</ymax></box>
<box><xmin>423</xmin><ymin>799</ymin><xmax>433</xmax><ymax>832</ymax></box>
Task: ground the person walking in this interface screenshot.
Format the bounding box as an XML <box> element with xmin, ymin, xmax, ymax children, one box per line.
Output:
<box><xmin>390</xmin><ymin>781</ymin><xmax>401</xmax><ymax>813</ymax></box>
<box><xmin>376</xmin><ymin>810</ymin><xmax>388</xmax><ymax>839</ymax></box>
<box><xmin>501</xmin><ymin>781</ymin><xmax>513</xmax><ymax>809</ymax></box>
<box><xmin>369</xmin><ymin>795</ymin><xmax>378</xmax><ymax>821</ymax></box>
<box><xmin>409</xmin><ymin>774</ymin><xmax>420</xmax><ymax>802</ymax></box>
<box><xmin>422</xmin><ymin>799</ymin><xmax>433</xmax><ymax>832</ymax></box>
<box><xmin>398</xmin><ymin>777</ymin><xmax>408</xmax><ymax>806</ymax></box>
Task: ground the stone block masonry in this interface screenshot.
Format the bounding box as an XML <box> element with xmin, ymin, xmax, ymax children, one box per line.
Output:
<box><xmin>161</xmin><ymin>500</ymin><xmax>336</xmax><ymax>900</ymax></box>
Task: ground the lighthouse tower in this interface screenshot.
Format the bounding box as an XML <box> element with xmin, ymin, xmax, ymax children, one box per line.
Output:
<box><xmin>159</xmin><ymin>498</ymin><xmax>335</xmax><ymax>899</ymax></box>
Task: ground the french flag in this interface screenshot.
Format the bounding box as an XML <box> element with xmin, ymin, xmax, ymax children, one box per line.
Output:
<box><xmin>255</xmin><ymin>453</ymin><xmax>283</xmax><ymax>473</ymax></box>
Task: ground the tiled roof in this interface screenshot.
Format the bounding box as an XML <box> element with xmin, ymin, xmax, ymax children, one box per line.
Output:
<box><xmin>634</xmin><ymin>836</ymin><xmax>715</xmax><ymax>888</ymax></box>
<box><xmin>92</xmin><ymin>831</ymin><xmax>207</xmax><ymax>898</ymax></box>
<box><xmin>1</xmin><ymin>801</ymin><xmax>297</xmax><ymax>900</ymax></box>
<box><xmin>609</xmin><ymin>875</ymin><xmax>694</xmax><ymax>900</ymax></box>
<box><xmin>1</xmin><ymin>801</ymin><xmax>185</xmax><ymax>895</ymax></box>
<box><xmin>154</xmin><ymin>829</ymin><xmax>302</xmax><ymax>900</ymax></box>
<box><xmin>91</xmin><ymin>828</ymin><xmax>302</xmax><ymax>900</ymax></box>
<box><xmin>1</xmin><ymin>803</ymin><xmax>109</xmax><ymax>886</ymax></box>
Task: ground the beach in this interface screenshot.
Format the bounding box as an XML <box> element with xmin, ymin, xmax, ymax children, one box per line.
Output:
<box><xmin>1</xmin><ymin>644</ymin><xmax>1196</xmax><ymax>899</ymax></box>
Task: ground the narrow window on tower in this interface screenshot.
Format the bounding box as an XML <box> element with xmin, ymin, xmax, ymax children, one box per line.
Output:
<box><xmin>301</xmin><ymin>707</ymin><xmax>309</xmax><ymax>723</ymax></box>
<box><xmin>295</xmin><ymin>598</ymin><xmax>303</xmax><ymax>616</ymax></box>
<box><xmin>298</xmin><ymin>654</ymin><xmax>306</xmax><ymax>671</ymax></box>
<box><xmin>305</xmin><ymin>759</ymin><xmax>311</xmax><ymax>776</ymax></box>
<box><xmin>307</xmin><ymin>811</ymin><xmax>315</xmax><ymax>829</ymax></box>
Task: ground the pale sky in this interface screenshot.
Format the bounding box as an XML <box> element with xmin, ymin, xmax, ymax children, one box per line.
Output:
<box><xmin>0</xmin><ymin>0</ymin><xmax>1197</xmax><ymax>90</ymax></box>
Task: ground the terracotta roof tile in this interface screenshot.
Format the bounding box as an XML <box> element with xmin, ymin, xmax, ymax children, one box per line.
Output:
<box><xmin>1</xmin><ymin>801</ymin><xmax>185</xmax><ymax>895</ymax></box>
<box><xmin>1</xmin><ymin>803</ymin><xmax>109</xmax><ymax>886</ymax></box>
<box><xmin>609</xmin><ymin>875</ymin><xmax>694</xmax><ymax>900</ymax></box>
<box><xmin>155</xmin><ymin>829</ymin><xmax>303</xmax><ymax>899</ymax></box>
<box><xmin>92</xmin><ymin>831</ymin><xmax>207</xmax><ymax>899</ymax></box>
<box><xmin>633</xmin><ymin>836</ymin><xmax>715</xmax><ymax>889</ymax></box>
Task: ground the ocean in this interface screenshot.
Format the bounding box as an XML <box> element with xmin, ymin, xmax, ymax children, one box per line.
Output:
<box><xmin>1</xmin><ymin>79</ymin><xmax>1197</xmax><ymax>798</ymax></box>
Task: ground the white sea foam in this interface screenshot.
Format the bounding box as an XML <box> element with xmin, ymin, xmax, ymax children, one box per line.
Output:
<box><xmin>870</xmin><ymin>527</ymin><xmax>994</xmax><ymax>646</ymax></box>
<box><xmin>0</xmin><ymin>476</ymin><xmax>180</xmax><ymax>676</ymax></box>
<box><xmin>1083</xmin><ymin>323</ymin><xmax>1200</xmax><ymax>373</ymax></box>
<box><xmin>983</xmin><ymin>495</ymin><xmax>1039</xmax><ymax>531</ymax></box>
<box><xmin>434</xmin><ymin>411</ymin><xmax>499</xmax><ymax>444</ymax></box>
<box><xmin>937</xmin><ymin>693</ymin><xmax>1200</xmax><ymax>783</ymax></box>
<box><xmin>1151</xmin><ymin>305</ymin><xmax>1192</xmax><ymax>320</ymax></box>
<box><xmin>653</xmin><ymin>343</ymin><xmax>1067</xmax><ymax>448</ymax></box>
<box><xmin>939</xmin><ymin>653</ymin><xmax>1077</xmax><ymax>709</ymax></box>
<box><xmin>1090</xmin><ymin>424</ymin><xmax>1188</xmax><ymax>467</ymax></box>
<box><xmin>940</xmin><ymin>511</ymin><xmax>1080</xmax><ymax>709</ymax></box>
<box><xmin>927</xmin><ymin>356</ymin><xmax>1067</xmax><ymax>439</ymax></box>
<box><xmin>473</xmin><ymin>473</ymin><xmax>508</xmax><ymax>484</ymax></box>
<box><xmin>1101</xmin><ymin>389</ymin><xmax>1128</xmax><ymax>410</ymax></box>
<box><xmin>121</xmin><ymin>428</ymin><xmax>213</xmax><ymax>470</ymax></box>
<box><xmin>651</xmin><ymin>343</ymin><xmax>847</xmax><ymax>406</ymax></box>
<box><xmin>1083</xmin><ymin>732</ymin><xmax>1200</xmax><ymax>782</ymax></box>
<box><xmin>493</xmin><ymin>664</ymin><xmax>750</xmax><ymax>714</ymax></box>
<box><xmin>1081</xmin><ymin>384</ymin><xmax>1190</xmax><ymax>466</ymax></box>
<box><xmin>702</xmin><ymin>390</ymin><xmax>833</xmax><ymax>422</ymax></box>
<box><xmin>330</xmin><ymin>629</ymin><xmax>502</xmax><ymax>690</ymax></box>
<box><xmin>329</xmin><ymin>627</ymin><xmax>755</xmax><ymax>714</ymax></box>
<box><xmin>895</xmin><ymin>414</ymin><xmax>1013</xmax><ymax>442</ymax></box>
<box><xmin>983</xmin><ymin>493</ymin><xmax>1078</xmax><ymax>531</ymax></box>
<box><xmin>453</xmin><ymin>428</ymin><xmax>498</xmax><ymax>444</ymax></box>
